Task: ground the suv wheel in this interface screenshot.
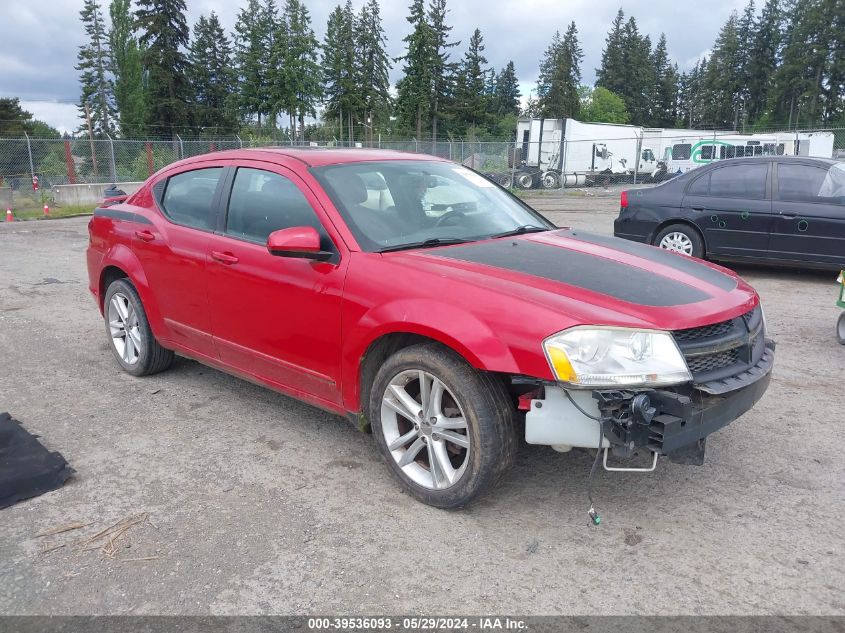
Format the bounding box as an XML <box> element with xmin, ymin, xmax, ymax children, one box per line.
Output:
<box><xmin>368</xmin><ymin>342</ymin><xmax>516</xmax><ymax>508</ymax></box>
<box><xmin>654</xmin><ymin>223</ymin><xmax>704</xmax><ymax>258</ymax></box>
<box><xmin>104</xmin><ymin>278</ymin><xmax>174</xmax><ymax>376</ymax></box>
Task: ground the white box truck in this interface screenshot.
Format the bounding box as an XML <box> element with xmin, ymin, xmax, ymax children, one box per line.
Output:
<box><xmin>496</xmin><ymin>118</ymin><xmax>659</xmax><ymax>189</ymax></box>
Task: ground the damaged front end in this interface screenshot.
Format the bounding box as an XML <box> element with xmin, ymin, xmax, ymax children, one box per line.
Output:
<box><xmin>525</xmin><ymin>305</ymin><xmax>775</xmax><ymax>469</ymax></box>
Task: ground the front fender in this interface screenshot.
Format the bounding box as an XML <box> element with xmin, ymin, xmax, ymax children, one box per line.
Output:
<box><xmin>341</xmin><ymin>298</ymin><xmax>523</xmax><ymax>412</ymax></box>
<box><xmin>100</xmin><ymin>244</ymin><xmax>167</xmax><ymax>339</ymax></box>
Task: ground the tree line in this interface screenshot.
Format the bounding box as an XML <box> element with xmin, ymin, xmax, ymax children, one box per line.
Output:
<box><xmin>57</xmin><ymin>0</ymin><xmax>845</xmax><ymax>141</ymax></box>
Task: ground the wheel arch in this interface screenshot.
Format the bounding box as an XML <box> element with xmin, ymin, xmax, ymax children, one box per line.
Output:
<box><xmin>99</xmin><ymin>244</ymin><xmax>166</xmax><ymax>337</ymax></box>
<box><xmin>347</xmin><ymin>316</ymin><xmax>519</xmax><ymax>415</ymax></box>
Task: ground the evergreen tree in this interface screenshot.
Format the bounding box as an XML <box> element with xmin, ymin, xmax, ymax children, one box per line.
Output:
<box><xmin>77</xmin><ymin>0</ymin><xmax>116</xmax><ymax>136</ymax></box>
<box><xmin>536</xmin><ymin>22</ymin><xmax>582</xmax><ymax>119</ymax></box>
<box><xmin>355</xmin><ymin>0</ymin><xmax>392</xmax><ymax>144</ymax></box>
<box><xmin>493</xmin><ymin>61</ymin><xmax>521</xmax><ymax>117</ymax></box>
<box><xmin>702</xmin><ymin>11</ymin><xmax>743</xmax><ymax>127</ymax></box>
<box><xmin>135</xmin><ymin>0</ymin><xmax>191</xmax><ymax>138</ymax></box>
<box><xmin>188</xmin><ymin>12</ymin><xmax>237</xmax><ymax>132</ymax></box>
<box><xmin>322</xmin><ymin>3</ymin><xmax>360</xmax><ymax>142</ymax></box>
<box><xmin>621</xmin><ymin>18</ymin><xmax>654</xmax><ymax>125</ymax></box>
<box><xmin>746</xmin><ymin>0</ymin><xmax>781</xmax><ymax>122</ymax></box>
<box><xmin>427</xmin><ymin>0</ymin><xmax>460</xmax><ymax>140</ymax></box>
<box><xmin>451</xmin><ymin>28</ymin><xmax>490</xmax><ymax>134</ymax></box>
<box><xmin>596</xmin><ymin>9</ymin><xmax>627</xmax><ymax>97</ymax></box>
<box><xmin>768</xmin><ymin>0</ymin><xmax>844</xmax><ymax>126</ymax></box>
<box><xmin>734</xmin><ymin>0</ymin><xmax>757</xmax><ymax>127</ymax></box>
<box><xmin>0</xmin><ymin>98</ymin><xmax>34</xmax><ymax>137</ymax></box>
<box><xmin>395</xmin><ymin>0</ymin><xmax>433</xmax><ymax>138</ymax></box>
<box><xmin>234</xmin><ymin>0</ymin><xmax>275</xmax><ymax>126</ymax></box>
<box><xmin>109</xmin><ymin>0</ymin><xmax>146</xmax><ymax>137</ymax></box>
<box><xmin>650</xmin><ymin>34</ymin><xmax>679</xmax><ymax>127</ymax></box>
<box><xmin>279</xmin><ymin>0</ymin><xmax>322</xmax><ymax>139</ymax></box>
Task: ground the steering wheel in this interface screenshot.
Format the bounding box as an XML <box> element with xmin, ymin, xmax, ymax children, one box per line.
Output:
<box><xmin>433</xmin><ymin>209</ymin><xmax>466</xmax><ymax>227</ymax></box>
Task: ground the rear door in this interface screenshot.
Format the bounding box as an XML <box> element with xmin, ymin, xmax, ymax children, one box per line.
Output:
<box><xmin>681</xmin><ymin>162</ymin><xmax>772</xmax><ymax>258</ymax></box>
<box><xmin>134</xmin><ymin>164</ymin><xmax>227</xmax><ymax>357</ymax></box>
<box><xmin>769</xmin><ymin>162</ymin><xmax>845</xmax><ymax>267</ymax></box>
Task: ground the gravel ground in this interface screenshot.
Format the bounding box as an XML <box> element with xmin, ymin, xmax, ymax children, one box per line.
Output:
<box><xmin>1</xmin><ymin>197</ymin><xmax>843</xmax><ymax>616</ymax></box>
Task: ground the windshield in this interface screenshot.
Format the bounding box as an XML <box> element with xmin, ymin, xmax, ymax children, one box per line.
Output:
<box><xmin>312</xmin><ymin>160</ymin><xmax>554</xmax><ymax>252</ymax></box>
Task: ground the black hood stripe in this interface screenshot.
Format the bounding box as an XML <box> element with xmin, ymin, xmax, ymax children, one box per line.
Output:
<box><xmin>560</xmin><ymin>230</ymin><xmax>737</xmax><ymax>292</ymax></box>
<box><xmin>433</xmin><ymin>239</ymin><xmax>711</xmax><ymax>307</ymax></box>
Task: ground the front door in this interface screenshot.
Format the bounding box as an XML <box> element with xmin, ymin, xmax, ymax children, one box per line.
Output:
<box><xmin>769</xmin><ymin>161</ymin><xmax>845</xmax><ymax>268</ymax></box>
<box><xmin>682</xmin><ymin>162</ymin><xmax>772</xmax><ymax>259</ymax></box>
<box><xmin>206</xmin><ymin>164</ymin><xmax>347</xmax><ymax>405</ymax></box>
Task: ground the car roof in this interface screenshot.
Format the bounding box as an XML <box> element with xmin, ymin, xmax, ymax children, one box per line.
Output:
<box><xmin>180</xmin><ymin>147</ymin><xmax>450</xmax><ymax>168</ymax></box>
<box><xmin>698</xmin><ymin>155</ymin><xmax>839</xmax><ymax>168</ymax></box>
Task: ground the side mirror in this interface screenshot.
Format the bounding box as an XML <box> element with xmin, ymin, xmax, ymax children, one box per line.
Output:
<box><xmin>266</xmin><ymin>226</ymin><xmax>333</xmax><ymax>261</ymax></box>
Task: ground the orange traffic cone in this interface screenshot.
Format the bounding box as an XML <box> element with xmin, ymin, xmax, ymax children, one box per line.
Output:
<box><xmin>43</xmin><ymin>203</ymin><xmax>50</xmax><ymax>217</ymax></box>
<box><xmin>5</xmin><ymin>208</ymin><xmax>13</xmax><ymax>222</ymax></box>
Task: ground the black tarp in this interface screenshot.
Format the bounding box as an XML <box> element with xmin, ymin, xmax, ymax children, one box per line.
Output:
<box><xmin>0</xmin><ymin>412</ymin><xmax>74</xmax><ymax>509</ymax></box>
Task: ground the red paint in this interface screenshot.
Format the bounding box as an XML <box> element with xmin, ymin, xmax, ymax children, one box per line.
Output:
<box><xmin>267</xmin><ymin>226</ymin><xmax>322</xmax><ymax>256</ymax></box>
<box><xmin>87</xmin><ymin>148</ymin><xmax>761</xmax><ymax>416</ymax></box>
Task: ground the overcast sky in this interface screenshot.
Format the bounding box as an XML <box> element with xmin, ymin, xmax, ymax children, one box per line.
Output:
<box><xmin>1</xmin><ymin>0</ymin><xmax>746</xmax><ymax>134</ymax></box>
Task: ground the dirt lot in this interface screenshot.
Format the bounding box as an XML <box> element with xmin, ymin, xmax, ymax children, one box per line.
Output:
<box><xmin>1</xmin><ymin>195</ymin><xmax>843</xmax><ymax>616</ymax></box>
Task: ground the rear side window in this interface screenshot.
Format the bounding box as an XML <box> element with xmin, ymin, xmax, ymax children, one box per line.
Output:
<box><xmin>709</xmin><ymin>163</ymin><xmax>768</xmax><ymax>199</ymax></box>
<box><xmin>687</xmin><ymin>172</ymin><xmax>710</xmax><ymax>195</ymax></box>
<box><xmin>777</xmin><ymin>163</ymin><xmax>845</xmax><ymax>203</ymax></box>
<box><xmin>161</xmin><ymin>168</ymin><xmax>222</xmax><ymax>230</ymax></box>
<box><xmin>225</xmin><ymin>168</ymin><xmax>323</xmax><ymax>243</ymax></box>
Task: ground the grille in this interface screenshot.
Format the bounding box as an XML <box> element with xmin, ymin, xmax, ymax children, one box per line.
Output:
<box><xmin>686</xmin><ymin>348</ymin><xmax>739</xmax><ymax>374</ymax></box>
<box><xmin>673</xmin><ymin>319</ymin><xmax>735</xmax><ymax>341</ymax></box>
<box><xmin>672</xmin><ymin>308</ymin><xmax>760</xmax><ymax>380</ymax></box>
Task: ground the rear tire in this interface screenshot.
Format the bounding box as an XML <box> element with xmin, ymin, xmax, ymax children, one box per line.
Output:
<box><xmin>837</xmin><ymin>312</ymin><xmax>845</xmax><ymax>345</ymax></box>
<box><xmin>104</xmin><ymin>278</ymin><xmax>174</xmax><ymax>377</ymax></box>
<box><xmin>368</xmin><ymin>342</ymin><xmax>516</xmax><ymax>508</ymax></box>
<box><xmin>653</xmin><ymin>223</ymin><xmax>705</xmax><ymax>258</ymax></box>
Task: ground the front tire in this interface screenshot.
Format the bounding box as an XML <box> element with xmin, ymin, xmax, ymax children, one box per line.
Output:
<box><xmin>104</xmin><ymin>278</ymin><xmax>174</xmax><ymax>376</ymax></box>
<box><xmin>368</xmin><ymin>342</ymin><xmax>516</xmax><ymax>508</ymax></box>
<box><xmin>654</xmin><ymin>223</ymin><xmax>705</xmax><ymax>258</ymax></box>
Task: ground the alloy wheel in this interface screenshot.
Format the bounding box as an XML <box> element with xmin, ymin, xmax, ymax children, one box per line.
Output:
<box><xmin>380</xmin><ymin>369</ymin><xmax>470</xmax><ymax>490</ymax></box>
<box><xmin>108</xmin><ymin>292</ymin><xmax>142</xmax><ymax>365</ymax></box>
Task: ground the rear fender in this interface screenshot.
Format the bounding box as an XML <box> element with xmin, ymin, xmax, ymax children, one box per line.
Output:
<box><xmin>100</xmin><ymin>244</ymin><xmax>167</xmax><ymax>338</ymax></box>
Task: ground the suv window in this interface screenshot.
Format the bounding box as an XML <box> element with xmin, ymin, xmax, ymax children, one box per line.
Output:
<box><xmin>225</xmin><ymin>168</ymin><xmax>323</xmax><ymax>243</ymax></box>
<box><xmin>709</xmin><ymin>163</ymin><xmax>768</xmax><ymax>199</ymax></box>
<box><xmin>778</xmin><ymin>163</ymin><xmax>845</xmax><ymax>203</ymax></box>
<box><xmin>161</xmin><ymin>168</ymin><xmax>223</xmax><ymax>230</ymax></box>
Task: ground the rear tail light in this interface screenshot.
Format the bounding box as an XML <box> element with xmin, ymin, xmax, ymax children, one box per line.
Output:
<box><xmin>620</xmin><ymin>190</ymin><xmax>628</xmax><ymax>208</ymax></box>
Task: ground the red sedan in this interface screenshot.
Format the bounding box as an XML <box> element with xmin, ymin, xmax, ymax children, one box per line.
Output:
<box><xmin>87</xmin><ymin>148</ymin><xmax>774</xmax><ymax>508</ymax></box>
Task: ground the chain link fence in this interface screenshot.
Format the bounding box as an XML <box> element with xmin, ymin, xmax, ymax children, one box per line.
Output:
<box><xmin>1</xmin><ymin>128</ymin><xmax>843</xmax><ymax>210</ymax></box>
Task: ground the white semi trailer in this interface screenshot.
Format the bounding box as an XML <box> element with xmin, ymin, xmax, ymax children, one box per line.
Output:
<box><xmin>497</xmin><ymin>118</ymin><xmax>659</xmax><ymax>189</ymax></box>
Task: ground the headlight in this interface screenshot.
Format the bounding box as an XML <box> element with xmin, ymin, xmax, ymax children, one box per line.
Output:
<box><xmin>543</xmin><ymin>327</ymin><xmax>692</xmax><ymax>387</ymax></box>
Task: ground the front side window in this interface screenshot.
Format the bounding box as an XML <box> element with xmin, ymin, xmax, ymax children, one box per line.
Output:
<box><xmin>313</xmin><ymin>160</ymin><xmax>554</xmax><ymax>252</ymax></box>
<box><xmin>778</xmin><ymin>163</ymin><xmax>845</xmax><ymax>203</ymax></box>
<box><xmin>225</xmin><ymin>168</ymin><xmax>324</xmax><ymax>244</ymax></box>
<box><xmin>709</xmin><ymin>163</ymin><xmax>768</xmax><ymax>199</ymax></box>
<box><xmin>161</xmin><ymin>167</ymin><xmax>223</xmax><ymax>230</ymax></box>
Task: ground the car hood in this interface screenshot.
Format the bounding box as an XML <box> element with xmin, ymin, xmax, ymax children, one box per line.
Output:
<box><xmin>386</xmin><ymin>229</ymin><xmax>758</xmax><ymax>331</ymax></box>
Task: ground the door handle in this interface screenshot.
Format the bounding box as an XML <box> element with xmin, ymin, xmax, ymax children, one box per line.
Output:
<box><xmin>211</xmin><ymin>251</ymin><xmax>239</xmax><ymax>265</ymax></box>
<box><xmin>778</xmin><ymin>211</ymin><xmax>797</xmax><ymax>219</ymax></box>
<box><xmin>134</xmin><ymin>229</ymin><xmax>155</xmax><ymax>242</ymax></box>
<box><xmin>690</xmin><ymin>207</ymin><xmax>705</xmax><ymax>212</ymax></box>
